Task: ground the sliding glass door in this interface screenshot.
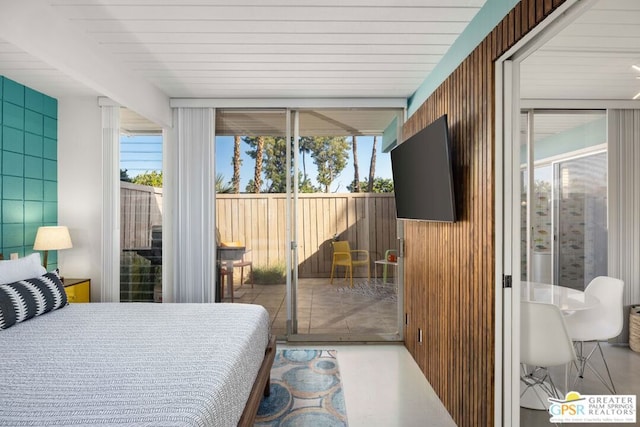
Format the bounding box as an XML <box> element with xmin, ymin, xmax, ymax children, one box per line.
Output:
<box><xmin>214</xmin><ymin>109</ymin><xmax>289</xmax><ymax>336</ymax></box>
<box><xmin>212</xmin><ymin>107</ymin><xmax>403</xmax><ymax>341</ymax></box>
<box><xmin>289</xmin><ymin>108</ymin><xmax>403</xmax><ymax>341</ymax></box>
<box><xmin>554</xmin><ymin>152</ymin><xmax>607</xmax><ymax>289</ymax></box>
<box><xmin>520</xmin><ymin>110</ymin><xmax>607</xmax><ymax>290</ymax></box>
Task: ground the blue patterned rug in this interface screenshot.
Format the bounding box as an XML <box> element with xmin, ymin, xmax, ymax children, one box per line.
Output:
<box><xmin>255</xmin><ymin>349</ymin><xmax>348</xmax><ymax>426</ymax></box>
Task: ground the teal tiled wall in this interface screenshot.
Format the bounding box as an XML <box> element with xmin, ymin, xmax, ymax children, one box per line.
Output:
<box><xmin>1</xmin><ymin>76</ymin><xmax>58</xmax><ymax>269</ymax></box>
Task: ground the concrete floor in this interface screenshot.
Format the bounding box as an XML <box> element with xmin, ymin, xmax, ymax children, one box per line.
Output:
<box><xmin>224</xmin><ymin>276</ymin><xmax>640</xmax><ymax>425</ymax></box>
<box><xmin>279</xmin><ymin>342</ymin><xmax>457</xmax><ymax>427</ymax></box>
<box><xmin>223</xmin><ymin>277</ymin><xmax>399</xmax><ymax>338</ymax></box>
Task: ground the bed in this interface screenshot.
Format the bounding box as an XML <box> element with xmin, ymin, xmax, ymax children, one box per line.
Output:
<box><xmin>0</xmin><ymin>256</ymin><xmax>275</xmax><ymax>427</ymax></box>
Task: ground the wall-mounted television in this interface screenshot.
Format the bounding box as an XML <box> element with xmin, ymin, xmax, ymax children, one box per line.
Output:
<box><xmin>390</xmin><ymin>114</ymin><xmax>456</xmax><ymax>222</ymax></box>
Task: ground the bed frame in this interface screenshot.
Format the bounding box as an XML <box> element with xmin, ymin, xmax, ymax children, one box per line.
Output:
<box><xmin>237</xmin><ymin>334</ymin><xmax>277</xmax><ymax>426</ymax></box>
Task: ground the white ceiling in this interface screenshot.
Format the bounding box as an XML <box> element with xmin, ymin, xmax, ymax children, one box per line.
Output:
<box><xmin>521</xmin><ymin>0</ymin><xmax>640</xmax><ymax>101</ymax></box>
<box><xmin>0</xmin><ymin>0</ymin><xmax>485</xmax><ymax>103</ymax></box>
<box><xmin>1</xmin><ymin>0</ymin><xmax>638</xmax><ymax>133</ymax></box>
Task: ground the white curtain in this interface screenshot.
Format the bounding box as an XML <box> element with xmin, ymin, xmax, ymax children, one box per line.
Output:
<box><xmin>101</xmin><ymin>105</ymin><xmax>120</xmax><ymax>303</ymax></box>
<box><xmin>164</xmin><ymin>108</ymin><xmax>216</xmax><ymax>303</ymax></box>
<box><xmin>607</xmin><ymin>109</ymin><xmax>640</xmax><ymax>341</ymax></box>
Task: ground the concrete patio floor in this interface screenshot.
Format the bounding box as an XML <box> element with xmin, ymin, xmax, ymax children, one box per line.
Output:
<box><xmin>223</xmin><ymin>277</ymin><xmax>399</xmax><ymax>338</ymax></box>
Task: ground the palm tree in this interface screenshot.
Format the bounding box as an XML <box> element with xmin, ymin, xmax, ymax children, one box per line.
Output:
<box><xmin>367</xmin><ymin>136</ymin><xmax>377</xmax><ymax>192</ymax></box>
<box><xmin>299</xmin><ymin>137</ymin><xmax>312</xmax><ymax>184</ymax></box>
<box><xmin>352</xmin><ymin>135</ymin><xmax>360</xmax><ymax>192</ymax></box>
<box><xmin>232</xmin><ymin>135</ymin><xmax>241</xmax><ymax>193</ymax></box>
<box><xmin>215</xmin><ymin>173</ymin><xmax>233</xmax><ymax>193</ymax></box>
<box><xmin>253</xmin><ymin>136</ymin><xmax>265</xmax><ymax>193</ymax></box>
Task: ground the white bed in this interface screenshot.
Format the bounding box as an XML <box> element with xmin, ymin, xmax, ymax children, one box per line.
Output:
<box><xmin>0</xmin><ymin>302</ymin><xmax>272</xmax><ymax>427</ymax></box>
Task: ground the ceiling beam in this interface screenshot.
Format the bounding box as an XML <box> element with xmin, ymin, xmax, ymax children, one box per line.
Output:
<box><xmin>0</xmin><ymin>0</ymin><xmax>172</xmax><ymax>128</ymax></box>
<box><xmin>171</xmin><ymin>98</ymin><xmax>406</xmax><ymax>109</ymax></box>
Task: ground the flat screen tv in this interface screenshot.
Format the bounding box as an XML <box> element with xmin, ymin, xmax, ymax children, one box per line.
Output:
<box><xmin>390</xmin><ymin>114</ymin><xmax>456</xmax><ymax>222</ymax></box>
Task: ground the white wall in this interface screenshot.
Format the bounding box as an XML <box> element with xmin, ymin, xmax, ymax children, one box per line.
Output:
<box><xmin>57</xmin><ymin>97</ymin><xmax>104</xmax><ymax>300</ymax></box>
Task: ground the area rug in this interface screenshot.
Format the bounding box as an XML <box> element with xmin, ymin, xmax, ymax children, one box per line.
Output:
<box><xmin>255</xmin><ymin>349</ymin><xmax>348</xmax><ymax>426</ymax></box>
<box><xmin>335</xmin><ymin>279</ymin><xmax>397</xmax><ymax>302</ymax></box>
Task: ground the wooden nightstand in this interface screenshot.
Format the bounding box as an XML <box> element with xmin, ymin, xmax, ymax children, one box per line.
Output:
<box><xmin>63</xmin><ymin>278</ymin><xmax>91</xmax><ymax>303</ymax></box>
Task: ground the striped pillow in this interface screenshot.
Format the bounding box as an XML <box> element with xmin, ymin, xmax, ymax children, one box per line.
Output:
<box><xmin>0</xmin><ymin>270</ymin><xmax>68</xmax><ymax>330</ymax></box>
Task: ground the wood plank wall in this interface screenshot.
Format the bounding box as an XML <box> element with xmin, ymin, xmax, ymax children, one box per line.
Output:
<box><xmin>402</xmin><ymin>1</ymin><xmax>566</xmax><ymax>425</ymax></box>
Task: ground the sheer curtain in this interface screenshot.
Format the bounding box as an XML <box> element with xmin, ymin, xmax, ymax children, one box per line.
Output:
<box><xmin>608</xmin><ymin>109</ymin><xmax>640</xmax><ymax>342</ymax></box>
<box><xmin>164</xmin><ymin>108</ymin><xmax>216</xmax><ymax>303</ymax></box>
<box><xmin>101</xmin><ymin>105</ymin><xmax>120</xmax><ymax>303</ymax></box>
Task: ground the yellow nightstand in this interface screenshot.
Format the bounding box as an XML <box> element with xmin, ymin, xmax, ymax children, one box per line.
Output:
<box><xmin>63</xmin><ymin>278</ymin><xmax>91</xmax><ymax>303</ymax></box>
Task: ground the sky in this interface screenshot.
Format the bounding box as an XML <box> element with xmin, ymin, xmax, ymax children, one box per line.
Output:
<box><xmin>121</xmin><ymin>134</ymin><xmax>393</xmax><ymax>192</ymax></box>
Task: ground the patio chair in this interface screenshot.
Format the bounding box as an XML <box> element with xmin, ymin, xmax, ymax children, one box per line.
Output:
<box><xmin>330</xmin><ymin>240</ymin><xmax>370</xmax><ymax>288</ymax></box>
<box><xmin>220</xmin><ymin>240</ymin><xmax>253</xmax><ymax>289</ymax></box>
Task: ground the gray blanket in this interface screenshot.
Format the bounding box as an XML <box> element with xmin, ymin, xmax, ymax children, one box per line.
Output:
<box><xmin>0</xmin><ymin>302</ymin><xmax>270</xmax><ymax>426</ymax></box>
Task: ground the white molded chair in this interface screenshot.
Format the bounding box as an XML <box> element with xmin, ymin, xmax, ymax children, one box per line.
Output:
<box><xmin>521</xmin><ymin>301</ymin><xmax>577</xmax><ymax>409</ymax></box>
<box><xmin>564</xmin><ymin>276</ymin><xmax>624</xmax><ymax>394</ymax></box>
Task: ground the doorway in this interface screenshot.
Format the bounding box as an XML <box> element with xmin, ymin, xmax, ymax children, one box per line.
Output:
<box><xmin>519</xmin><ymin>110</ymin><xmax>607</xmax><ymax>290</ymax></box>
<box><xmin>213</xmin><ymin>107</ymin><xmax>404</xmax><ymax>342</ymax></box>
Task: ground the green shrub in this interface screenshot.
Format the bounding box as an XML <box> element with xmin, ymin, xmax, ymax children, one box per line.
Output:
<box><xmin>251</xmin><ymin>263</ymin><xmax>286</xmax><ymax>285</ymax></box>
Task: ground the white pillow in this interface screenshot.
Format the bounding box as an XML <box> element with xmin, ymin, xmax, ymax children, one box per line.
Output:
<box><xmin>0</xmin><ymin>253</ymin><xmax>47</xmax><ymax>285</ymax></box>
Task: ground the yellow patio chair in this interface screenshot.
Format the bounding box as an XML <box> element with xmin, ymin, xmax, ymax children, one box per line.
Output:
<box><xmin>330</xmin><ymin>240</ymin><xmax>370</xmax><ymax>288</ymax></box>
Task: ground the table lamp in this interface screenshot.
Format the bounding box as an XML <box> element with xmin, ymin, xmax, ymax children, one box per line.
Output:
<box><xmin>33</xmin><ymin>226</ymin><xmax>73</xmax><ymax>269</ymax></box>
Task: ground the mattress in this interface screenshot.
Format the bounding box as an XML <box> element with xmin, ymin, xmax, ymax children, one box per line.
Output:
<box><xmin>0</xmin><ymin>302</ymin><xmax>270</xmax><ymax>426</ymax></box>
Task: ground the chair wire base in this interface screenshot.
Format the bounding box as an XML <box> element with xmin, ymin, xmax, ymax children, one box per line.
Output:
<box><xmin>521</xmin><ymin>365</ymin><xmax>561</xmax><ymax>410</ymax></box>
<box><xmin>571</xmin><ymin>341</ymin><xmax>616</xmax><ymax>394</ymax></box>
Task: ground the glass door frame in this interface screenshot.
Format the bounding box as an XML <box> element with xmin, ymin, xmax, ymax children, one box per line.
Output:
<box><xmin>285</xmin><ymin>108</ymin><xmax>405</xmax><ymax>343</ymax></box>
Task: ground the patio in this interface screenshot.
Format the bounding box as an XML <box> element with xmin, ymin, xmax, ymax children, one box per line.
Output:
<box><xmin>224</xmin><ymin>277</ymin><xmax>399</xmax><ymax>338</ymax></box>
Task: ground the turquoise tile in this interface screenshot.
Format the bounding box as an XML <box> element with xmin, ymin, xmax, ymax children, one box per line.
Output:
<box><xmin>3</xmin><ymin>102</ymin><xmax>24</xmax><ymax>130</ymax></box>
<box><xmin>3</xmin><ymin>151</ymin><xmax>24</xmax><ymax>176</ymax></box>
<box><xmin>3</xmin><ymin>78</ymin><xmax>24</xmax><ymax>107</ymax></box>
<box><xmin>24</xmin><ymin>133</ymin><xmax>43</xmax><ymax>157</ymax></box>
<box><xmin>43</xmin><ymin>116</ymin><xmax>56</xmax><ymax>139</ymax></box>
<box><xmin>43</xmin><ymin>159</ymin><xmax>56</xmax><ymax>181</ymax></box>
<box><xmin>24</xmin><ymin>110</ymin><xmax>42</xmax><ymax>135</ymax></box>
<box><xmin>43</xmin><ymin>96</ymin><xmax>57</xmax><ymax>119</ymax></box>
<box><xmin>0</xmin><ymin>76</ymin><xmax>3</xmax><ymax>100</ymax></box>
<box><xmin>3</xmin><ymin>200</ymin><xmax>24</xmax><ymax>223</ymax></box>
<box><xmin>24</xmin><ymin>201</ymin><xmax>43</xmax><ymax>223</ymax></box>
<box><xmin>43</xmin><ymin>137</ymin><xmax>56</xmax><ymax>160</ymax></box>
<box><xmin>24</xmin><ymin>156</ymin><xmax>43</xmax><ymax>179</ymax></box>
<box><xmin>2</xmin><ymin>176</ymin><xmax>23</xmax><ymax>200</ymax></box>
<box><xmin>0</xmin><ymin>100</ymin><xmax>3</xmax><ymax>125</ymax></box>
<box><xmin>43</xmin><ymin>202</ymin><xmax>57</xmax><ymax>223</ymax></box>
<box><xmin>25</xmin><ymin>88</ymin><xmax>44</xmax><ymax>113</ymax></box>
<box><xmin>3</xmin><ymin>151</ymin><xmax>24</xmax><ymax>177</ymax></box>
<box><xmin>24</xmin><ymin>224</ymin><xmax>40</xmax><ymax>246</ymax></box>
<box><xmin>2</xmin><ymin>127</ymin><xmax>23</xmax><ymax>153</ymax></box>
<box><xmin>2</xmin><ymin>224</ymin><xmax>24</xmax><ymax>247</ymax></box>
<box><xmin>43</xmin><ymin>180</ymin><xmax>56</xmax><ymax>202</ymax></box>
<box><xmin>25</xmin><ymin>178</ymin><xmax>43</xmax><ymax>201</ymax></box>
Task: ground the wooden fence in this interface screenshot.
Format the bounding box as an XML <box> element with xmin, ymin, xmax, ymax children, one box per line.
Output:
<box><xmin>121</xmin><ymin>183</ymin><xmax>397</xmax><ymax>277</ymax></box>
<box><xmin>120</xmin><ymin>182</ymin><xmax>163</xmax><ymax>249</ymax></box>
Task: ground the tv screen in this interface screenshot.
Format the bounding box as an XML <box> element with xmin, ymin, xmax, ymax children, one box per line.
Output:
<box><xmin>390</xmin><ymin>114</ymin><xmax>456</xmax><ymax>222</ymax></box>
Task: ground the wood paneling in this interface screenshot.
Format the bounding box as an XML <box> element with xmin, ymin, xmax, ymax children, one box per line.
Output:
<box><xmin>402</xmin><ymin>1</ymin><xmax>566</xmax><ymax>425</ymax></box>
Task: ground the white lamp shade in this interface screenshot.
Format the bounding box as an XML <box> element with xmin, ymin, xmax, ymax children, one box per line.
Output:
<box><xmin>33</xmin><ymin>226</ymin><xmax>73</xmax><ymax>251</ymax></box>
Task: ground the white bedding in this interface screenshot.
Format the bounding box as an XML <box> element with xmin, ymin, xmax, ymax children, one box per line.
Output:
<box><xmin>0</xmin><ymin>303</ymin><xmax>270</xmax><ymax>426</ymax></box>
